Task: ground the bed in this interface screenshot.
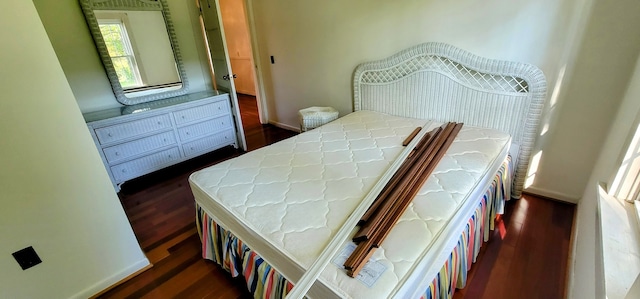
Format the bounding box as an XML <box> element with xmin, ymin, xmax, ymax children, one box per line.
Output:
<box><xmin>189</xmin><ymin>42</ymin><xmax>546</xmax><ymax>298</ymax></box>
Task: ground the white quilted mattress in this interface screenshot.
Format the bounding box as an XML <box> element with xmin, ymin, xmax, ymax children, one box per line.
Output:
<box><xmin>189</xmin><ymin>110</ymin><xmax>511</xmax><ymax>298</ymax></box>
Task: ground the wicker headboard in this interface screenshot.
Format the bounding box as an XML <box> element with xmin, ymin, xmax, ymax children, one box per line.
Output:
<box><xmin>353</xmin><ymin>42</ymin><xmax>546</xmax><ymax>199</ymax></box>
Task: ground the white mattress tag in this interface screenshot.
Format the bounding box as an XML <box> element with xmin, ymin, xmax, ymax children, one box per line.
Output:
<box><xmin>332</xmin><ymin>242</ymin><xmax>387</xmax><ymax>288</ymax></box>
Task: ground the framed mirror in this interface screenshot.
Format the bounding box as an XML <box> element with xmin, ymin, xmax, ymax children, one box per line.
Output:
<box><xmin>80</xmin><ymin>0</ymin><xmax>190</xmax><ymax>105</ymax></box>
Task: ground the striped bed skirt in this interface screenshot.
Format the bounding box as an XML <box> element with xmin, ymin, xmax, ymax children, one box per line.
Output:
<box><xmin>196</xmin><ymin>156</ymin><xmax>511</xmax><ymax>299</ymax></box>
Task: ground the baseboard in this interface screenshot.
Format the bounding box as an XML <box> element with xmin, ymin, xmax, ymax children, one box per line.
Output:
<box><xmin>236</xmin><ymin>91</ymin><xmax>257</xmax><ymax>97</ymax></box>
<box><xmin>72</xmin><ymin>258</ymin><xmax>150</xmax><ymax>299</ymax></box>
<box><xmin>269</xmin><ymin>120</ymin><xmax>301</xmax><ymax>132</ymax></box>
<box><xmin>523</xmin><ymin>186</ymin><xmax>579</xmax><ymax>204</ymax></box>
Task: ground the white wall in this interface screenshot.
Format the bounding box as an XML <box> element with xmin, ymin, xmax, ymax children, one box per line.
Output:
<box><xmin>32</xmin><ymin>0</ymin><xmax>214</xmax><ymax>113</ymax></box>
<box><xmin>0</xmin><ymin>1</ymin><xmax>148</xmax><ymax>298</ymax></box>
<box><xmin>529</xmin><ymin>0</ymin><xmax>640</xmax><ymax>203</ymax></box>
<box><xmin>249</xmin><ymin>0</ymin><xmax>575</xmax><ymax>124</ymax></box>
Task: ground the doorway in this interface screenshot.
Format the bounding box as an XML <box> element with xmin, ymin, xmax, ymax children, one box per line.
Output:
<box><xmin>196</xmin><ymin>0</ymin><xmax>265</xmax><ymax>150</ymax></box>
<box><xmin>218</xmin><ymin>0</ymin><xmax>256</xmax><ymax>97</ymax></box>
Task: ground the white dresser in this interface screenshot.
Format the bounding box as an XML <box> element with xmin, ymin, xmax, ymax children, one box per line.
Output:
<box><xmin>83</xmin><ymin>91</ymin><xmax>237</xmax><ymax>191</ymax></box>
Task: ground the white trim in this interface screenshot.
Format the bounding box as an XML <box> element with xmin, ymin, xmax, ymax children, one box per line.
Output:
<box><xmin>268</xmin><ymin>120</ymin><xmax>301</xmax><ymax>133</ymax></box>
<box><xmin>213</xmin><ymin>0</ymin><xmax>247</xmax><ymax>151</ymax></box>
<box><xmin>524</xmin><ymin>186</ymin><xmax>579</xmax><ymax>203</ymax></box>
<box><xmin>71</xmin><ymin>258</ymin><xmax>150</xmax><ymax>299</ymax></box>
<box><xmin>244</xmin><ymin>0</ymin><xmax>268</xmax><ymax>124</ymax></box>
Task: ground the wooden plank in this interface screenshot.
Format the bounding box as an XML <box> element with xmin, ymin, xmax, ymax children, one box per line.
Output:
<box><xmin>347</xmin><ymin>123</ymin><xmax>462</xmax><ymax>276</ymax></box>
<box><xmin>353</xmin><ymin>128</ymin><xmax>441</xmax><ymax>237</ymax></box>
<box><xmin>402</xmin><ymin>127</ymin><xmax>422</xmax><ymax>146</ymax></box>
<box><xmin>374</xmin><ymin>123</ymin><xmax>463</xmax><ymax>245</ymax></box>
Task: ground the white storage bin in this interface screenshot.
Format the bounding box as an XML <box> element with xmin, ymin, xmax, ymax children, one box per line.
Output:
<box><xmin>298</xmin><ymin>106</ymin><xmax>339</xmax><ymax>131</ymax></box>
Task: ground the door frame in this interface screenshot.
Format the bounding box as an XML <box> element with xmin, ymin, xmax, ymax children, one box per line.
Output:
<box><xmin>196</xmin><ymin>0</ymin><xmax>249</xmax><ymax>150</ymax></box>
<box><xmin>241</xmin><ymin>0</ymin><xmax>268</xmax><ymax>124</ymax></box>
<box><xmin>197</xmin><ymin>0</ymin><xmax>269</xmax><ymax>128</ymax></box>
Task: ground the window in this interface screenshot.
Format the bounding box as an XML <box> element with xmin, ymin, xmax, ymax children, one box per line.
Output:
<box><xmin>609</xmin><ymin>123</ymin><xmax>640</xmax><ymax>203</ymax></box>
<box><xmin>98</xmin><ymin>19</ymin><xmax>143</xmax><ymax>89</ymax></box>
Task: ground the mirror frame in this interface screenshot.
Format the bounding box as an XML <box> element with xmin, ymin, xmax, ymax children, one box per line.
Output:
<box><xmin>79</xmin><ymin>0</ymin><xmax>190</xmax><ymax>105</ymax></box>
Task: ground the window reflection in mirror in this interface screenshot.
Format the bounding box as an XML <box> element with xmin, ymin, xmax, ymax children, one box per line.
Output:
<box><xmin>94</xmin><ymin>10</ymin><xmax>182</xmax><ymax>98</ymax></box>
<box><xmin>98</xmin><ymin>19</ymin><xmax>143</xmax><ymax>88</ymax></box>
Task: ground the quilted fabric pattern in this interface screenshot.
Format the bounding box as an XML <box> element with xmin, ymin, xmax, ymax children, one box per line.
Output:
<box><xmin>192</xmin><ymin>111</ymin><xmax>427</xmax><ymax>265</ymax></box>
<box><xmin>190</xmin><ymin>110</ymin><xmax>510</xmax><ymax>298</ymax></box>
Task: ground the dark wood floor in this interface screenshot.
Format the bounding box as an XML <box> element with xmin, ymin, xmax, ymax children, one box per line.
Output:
<box><xmin>97</xmin><ymin>95</ymin><xmax>574</xmax><ymax>298</ymax></box>
<box><xmin>237</xmin><ymin>93</ymin><xmax>295</xmax><ymax>152</ymax></box>
<box><xmin>452</xmin><ymin>193</ymin><xmax>574</xmax><ymax>299</ymax></box>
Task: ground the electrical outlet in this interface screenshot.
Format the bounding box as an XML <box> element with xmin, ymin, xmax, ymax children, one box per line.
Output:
<box><xmin>12</xmin><ymin>246</ymin><xmax>42</xmax><ymax>270</ymax></box>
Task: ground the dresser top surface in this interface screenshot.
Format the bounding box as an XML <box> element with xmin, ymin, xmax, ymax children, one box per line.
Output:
<box><xmin>83</xmin><ymin>90</ymin><xmax>228</xmax><ymax>123</ymax></box>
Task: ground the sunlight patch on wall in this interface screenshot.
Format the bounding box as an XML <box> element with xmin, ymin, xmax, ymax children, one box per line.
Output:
<box><xmin>549</xmin><ymin>65</ymin><xmax>566</xmax><ymax>108</ymax></box>
<box><xmin>540</xmin><ymin>123</ymin><xmax>550</xmax><ymax>136</ymax></box>
<box><xmin>538</xmin><ymin>65</ymin><xmax>566</xmax><ymax>138</ymax></box>
<box><xmin>525</xmin><ymin>150</ymin><xmax>543</xmax><ymax>188</ymax></box>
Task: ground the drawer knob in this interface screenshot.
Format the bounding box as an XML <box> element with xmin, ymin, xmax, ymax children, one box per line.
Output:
<box><xmin>122</xmin><ymin>169</ymin><xmax>126</xmax><ymax>173</ymax></box>
<box><xmin>190</xmin><ymin>147</ymin><xmax>194</xmax><ymax>151</ymax></box>
<box><xmin>157</xmin><ymin>121</ymin><xmax>162</xmax><ymax>125</ymax></box>
<box><xmin>107</xmin><ymin>133</ymin><xmax>112</xmax><ymax>137</ymax></box>
<box><xmin>186</xmin><ymin>132</ymin><xmax>190</xmax><ymax>135</ymax></box>
<box><xmin>115</xmin><ymin>152</ymin><xmax>119</xmax><ymax>156</ymax></box>
<box><xmin>221</xmin><ymin>122</ymin><xmax>224</xmax><ymax>125</ymax></box>
<box><xmin>163</xmin><ymin>138</ymin><xmax>167</xmax><ymax>142</ymax></box>
<box><xmin>182</xmin><ymin>115</ymin><xmax>185</xmax><ymax>119</ymax></box>
<box><xmin>168</xmin><ymin>154</ymin><xmax>172</xmax><ymax>158</ymax></box>
<box><xmin>218</xmin><ymin>106</ymin><xmax>221</xmax><ymax>110</ymax></box>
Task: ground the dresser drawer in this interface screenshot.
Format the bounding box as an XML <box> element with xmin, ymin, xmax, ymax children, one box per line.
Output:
<box><xmin>183</xmin><ymin>129</ymin><xmax>235</xmax><ymax>158</ymax></box>
<box><xmin>111</xmin><ymin>147</ymin><xmax>181</xmax><ymax>182</ymax></box>
<box><xmin>94</xmin><ymin>114</ymin><xmax>172</xmax><ymax>145</ymax></box>
<box><xmin>173</xmin><ymin>100</ymin><xmax>230</xmax><ymax>126</ymax></box>
<box><xmin>102</xmin><ymin>131</ymin><xmax>176</xmax><ymax>164</ymax></box>
<box><xmin>177</xmin><ymin>114</ymin><xmax>233</xmax><ymax>142</ymax></box>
